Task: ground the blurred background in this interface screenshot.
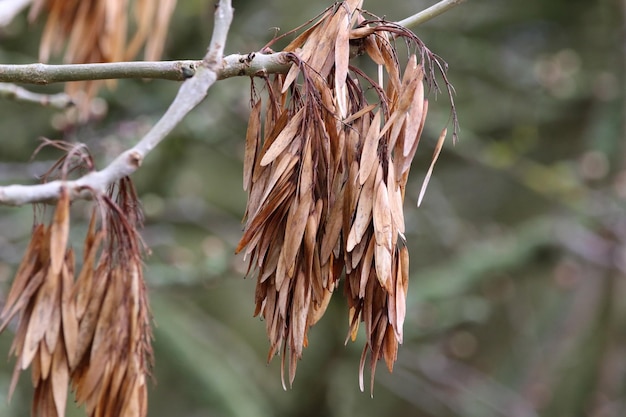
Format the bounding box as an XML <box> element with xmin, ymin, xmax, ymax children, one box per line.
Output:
<box><xmin>0</xmin><ymin>0</ymin><xmax>624</xmax><ymax>416</ymax></box>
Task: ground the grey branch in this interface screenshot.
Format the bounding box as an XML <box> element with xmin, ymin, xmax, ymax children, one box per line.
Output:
<box><xmin>0</xmin><ymin>0</ymin><xmax>234</xmax><ymax>206</ymax></box>
<box><xmin>0</xmin><ymin>83</ymin><xmax>73</xmax><ymax>108</ymax></box>
<box><xmin>0</xmin><ymin>61</ymin><xmax>202</xmax><ymax>84</ymax></box>
<box><xmin>396</xmin><ymin>0</ymin><xmax>468</xmax><ymax>29</ymax></box>
<box><xmin>0</xmin><ymin>53</ymin><xmax>291</xmax><ymax>85</ymax></box>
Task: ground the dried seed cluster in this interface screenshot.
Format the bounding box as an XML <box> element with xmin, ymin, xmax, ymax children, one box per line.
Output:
<box><xmin>29</xmin><ymin>0</ymin><xmax>177</xmax><ymax>108</ymax></box>
<box><xmin>237</xmin><ymin>0</ymin><xmax>454</xmax><ymax>391</ymax></box>
<box><xmin>0</xmin><ymin>179</ymin><xmax>152</xmax><ymax>417</ymax></box>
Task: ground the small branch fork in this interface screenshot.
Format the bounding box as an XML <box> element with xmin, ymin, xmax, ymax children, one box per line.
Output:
<box><xmin>0</xmin><ymin>0</ymin><xmax>466</xmax><ymax>206</ymax></box>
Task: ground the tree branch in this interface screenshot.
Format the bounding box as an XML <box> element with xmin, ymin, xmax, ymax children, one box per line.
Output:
<box><xmin>0</xmin><ymin>83</ymin><xmax>73</xmax><ymax>108</ymax></box>
<box><xmin>0</xmin><ymin>61</ymin><xmax>202</xmax><ymax>84</ymax></box>
<box><xmin>0</xmin><ymin>0</ymin><xmax>234</xmax><ymax>206</ymax></box>
<box><xmin>396</xmin><ymin>0</ymin><xmax>468</xmax><ymax>29</ymax></box>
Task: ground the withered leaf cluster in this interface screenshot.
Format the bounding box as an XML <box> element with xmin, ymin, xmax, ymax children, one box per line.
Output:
<box><xmin>237</xmin><ymin>0</ymin><xmax>454</xmax><ymax>391</ymax></box>
<box><xmin>28</xmin><ymin>0</ymin><xmax>177</xmax><ymax>107</ymax></box>
<box><xmin>0</xmin><ymin>178</ymin><xmax>152</xmax><ymax>417</ymax></box>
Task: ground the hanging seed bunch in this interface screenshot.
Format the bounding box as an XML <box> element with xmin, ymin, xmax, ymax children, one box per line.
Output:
<box><xmin>0</xmin><ymin>146</ymin><xmax>152</xmax><ymax>417</ymax></box>
<box><xmin>236</xmin><ymin>0</ymin><xmax>456</xmax><ymax>391</ymax></box>
<box><xmin>28</xmin><ymin>0</ymin><xmax>177</xmax><ymax>112</ymax></box>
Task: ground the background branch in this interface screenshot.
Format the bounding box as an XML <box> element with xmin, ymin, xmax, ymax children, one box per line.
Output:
<box><xmin>396</xmin><ymin>0</ymin><xmax>467</xmax><ymax>29</ymax></box>
<box><xmin>0</xmin><ymin>83</ymin><xmax>72</xmax><ymax>108</ymax></box>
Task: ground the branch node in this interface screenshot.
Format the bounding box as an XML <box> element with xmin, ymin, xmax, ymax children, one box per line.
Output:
<box><xmin>128</xmin><ymin>151</ymin><xmax>143</xmax><ymax>168</ymax></box>
<box><xmin>181</xmin><ymin>63</ymin><xmax>196</xmax><ymax>79</ymax></box>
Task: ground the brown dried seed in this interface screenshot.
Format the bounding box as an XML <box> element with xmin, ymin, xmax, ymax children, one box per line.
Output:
<box><xmin>400</xmin><ymin>99</ymin><xmax>429</xmax><ymax>179</ymax></box>
<box><xmin>39</xmin><ymin>342</ymin><xmax>52</xmax><ymax>380</ymax></box>
<box><xmin>359</xmin><ymin>238</ymin><xmax>376</xmax><ymax>298</ymax></box>
<box><xmin>359</xmin><ymin>110</ymin><xmax>382</xmax><ymax>185</ymax></box>
<box><xmin>374</xmin><ymin>244</ymin><xmax>393</xmax><ymax>293</ymax></box>
<box><xmin>261</xmin><ymin>107</ymin><xmax>304</xmax><ymax>166</ymax></box>
<box><xmin>347</xmin><ymin>162</ymin><xmax>377</xmax><ymax>252</ymax></box>
<box><xmin>418</xmin><ymin>127</ymin><xmax>447</xmax><ymax>207</ymax></box>
<box><xmin>243</xmin><ymin>99</ymin><xmax>262</xmax><ymax>191</ymax></box>
<box><xmin>50</xmin><ymin>187</ymin><xmax>70</xmax><ymax>277</ymax></box>
<box><xmin>23</xmin><ymin>268</ymin><xmax>59</xmax><ymax>369</ymax></box>
<box><xmin>373</xmin><ymin>172</ymin><xmax>392</xmax><ymax>250</ymax></box>
<box><xmin>0</xmin><ymin>225</ymin><xmax>44</xmax><ymax>323</ymax></box>
<box><xmin>44</xmin><ymin>269</ymin><xmax>62</xmax><ymax>353</ymax></box>
<box><xmin>51</xmin><ymin>341</ymin><xmax>69</xmax><ymax>417</ymax></box>
<box><xmin>386</xmin><ymin>160</ymin><xmax>405</xmax><ymax>235</ymax></box>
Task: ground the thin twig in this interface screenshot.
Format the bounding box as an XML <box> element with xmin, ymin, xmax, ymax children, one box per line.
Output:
<box><xmin>0</xmin><ymin>0</ymin><xmax>234</xmax><ymax>206</ymax></box>
<box><xmin>396</xmin><ymin>0</ymin><xmax>467</xmax><ymax>29</ymax></box>
<box><xmin>0</xmin><ymin>83</ymin><xmax>73</xmax><ymax>108</ymax></box>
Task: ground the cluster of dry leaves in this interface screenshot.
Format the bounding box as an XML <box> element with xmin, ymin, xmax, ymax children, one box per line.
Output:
<box><xmin>28</xmin><ymin>0</ymin><xmax>176</xmax><ymax>109</ymax></box>
<box><xmin>0</xmin><ymin>173</ymin><xmax>152</xmax><ymax>417</ymax></box>
<box><xmin>236</xmin><ymin>0</ymin><xmax>454</xmax><ymax>392</ymax></box>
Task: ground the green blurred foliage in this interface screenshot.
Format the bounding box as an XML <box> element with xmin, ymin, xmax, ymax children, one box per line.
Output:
<box><xmin>0</xmin><ymin>0</ymin><xmax>625</xmax><ymax>416</ymax></box>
